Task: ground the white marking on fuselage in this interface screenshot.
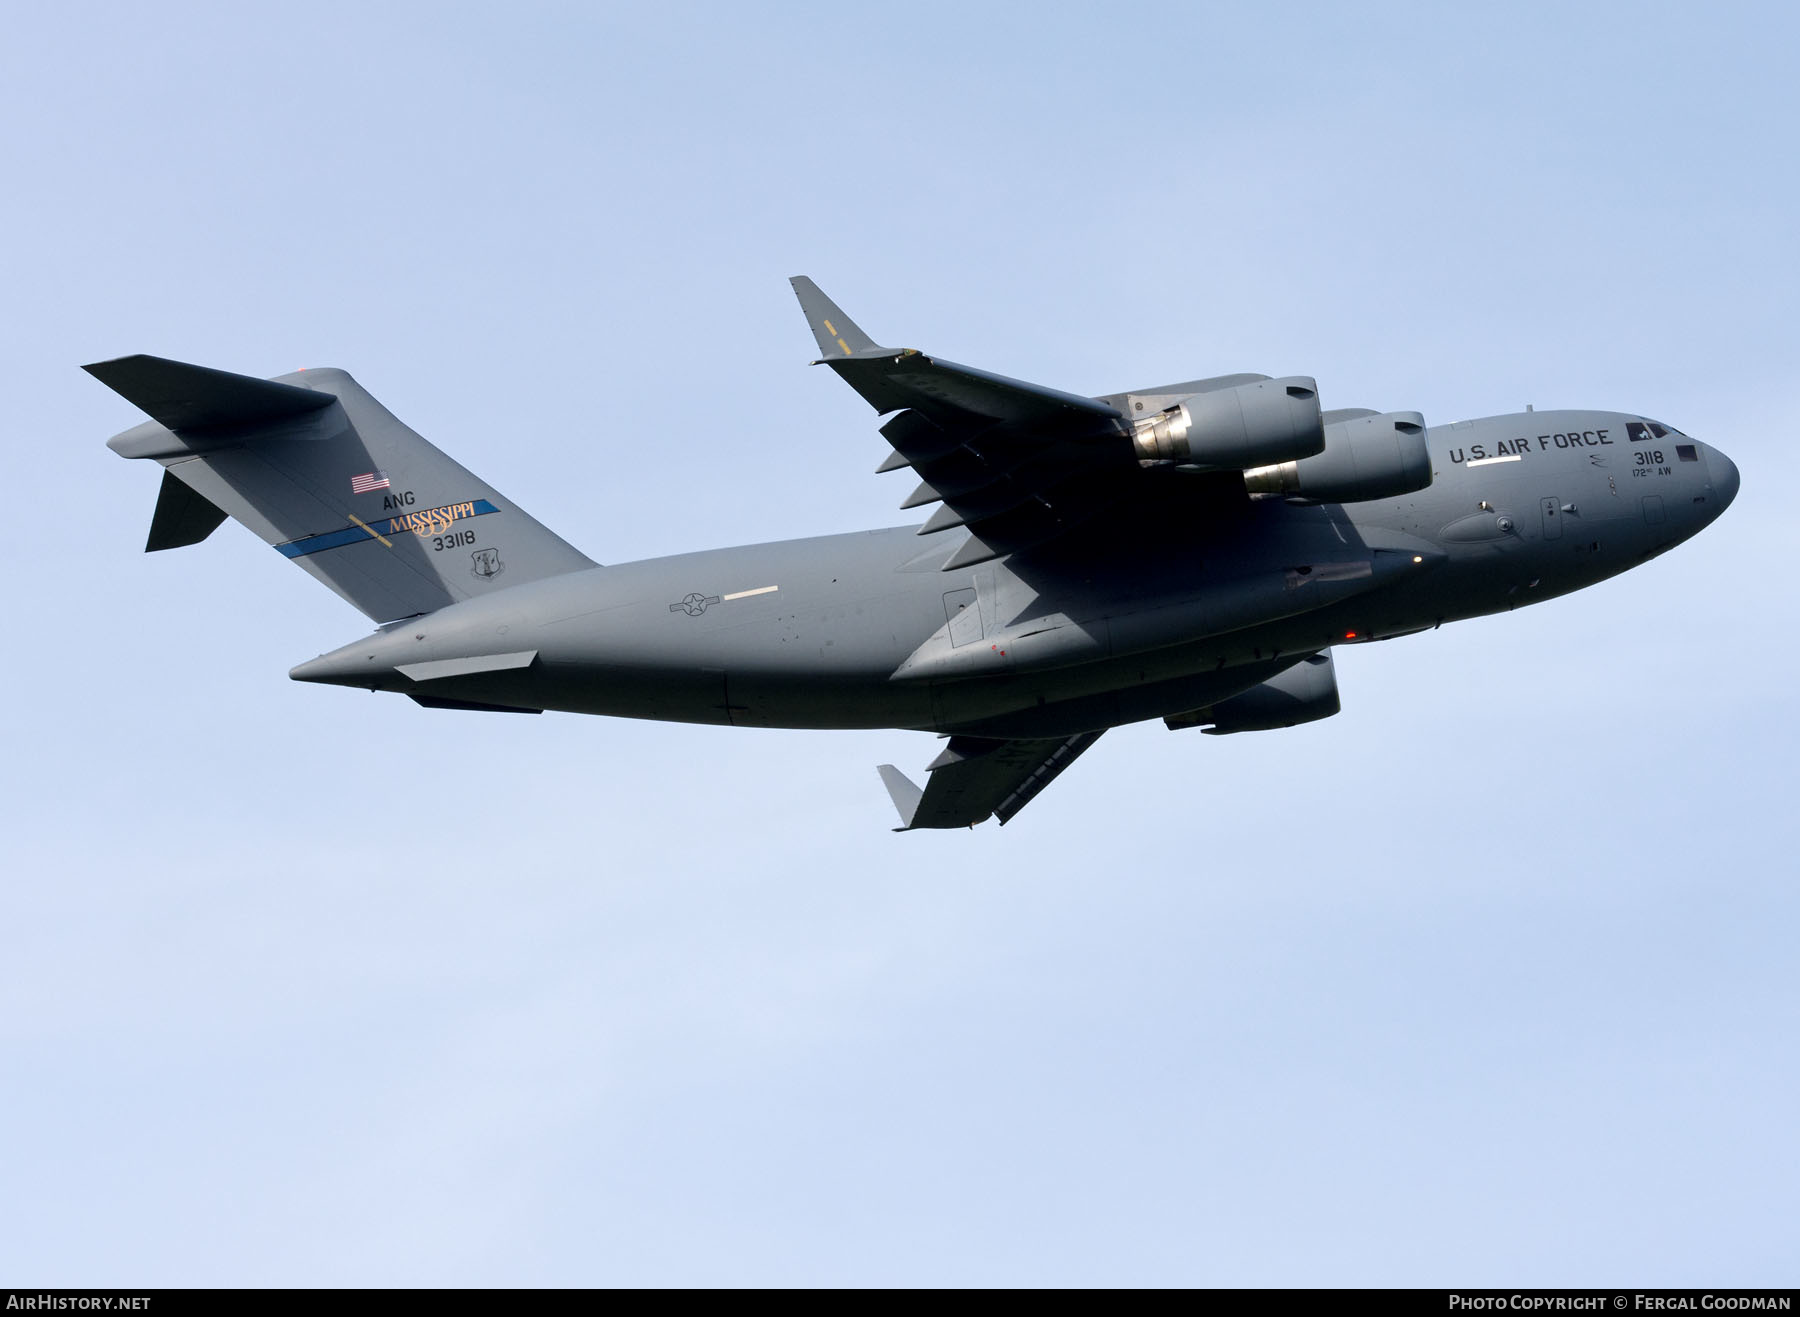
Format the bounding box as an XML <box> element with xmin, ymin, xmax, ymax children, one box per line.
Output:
<box><xmin>1465</xmin><ymin>454</ymin><xmax>1523</xmax><ymax>468</ymax></box>
<box><xmin>722</xmin><ymin>585</ymin><xmax>780</xmax><ymax>601</ymax></box>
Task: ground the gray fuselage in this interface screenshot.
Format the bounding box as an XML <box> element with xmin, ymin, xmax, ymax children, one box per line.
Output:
<box><xmin>292</xmin><ymin>409</ymin><xmax>1738</xmax><ymax>738</ymax></box>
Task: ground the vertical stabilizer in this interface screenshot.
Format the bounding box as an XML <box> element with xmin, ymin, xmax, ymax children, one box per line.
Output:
<box><xmin>93</xmin><ymin>355</ymin><xmax>597</xmax><ymax>622</ymax></box>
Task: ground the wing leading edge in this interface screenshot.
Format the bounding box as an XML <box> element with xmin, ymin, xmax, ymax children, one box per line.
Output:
<box><xmin>790</xmin><ymin>276</ymin><xmax>1121</xmax><ymax>425</ymax></box>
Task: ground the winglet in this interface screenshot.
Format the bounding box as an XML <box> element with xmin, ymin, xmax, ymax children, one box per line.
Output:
<box><xmin>876</xmin><ymin>763</ymin><xmax>922</xmax><ymax>831</ymax></box>
<box><xmin>790</xmin><ymin>276</ymin><xmax>889</xmax><ymax>359</ymax></box>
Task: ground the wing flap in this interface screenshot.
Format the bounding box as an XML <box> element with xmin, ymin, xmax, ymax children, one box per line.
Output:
<box><xmin>992</xmin><ymin>731</ymin><xmax>1106</xmax><ymax>824</ymax></box>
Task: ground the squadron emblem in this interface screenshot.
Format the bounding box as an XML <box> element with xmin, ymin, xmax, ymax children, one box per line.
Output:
<box><xmin>471</xmin><ymin>547</ymin><xmax>505</xmax><ymax>581</ymax></box>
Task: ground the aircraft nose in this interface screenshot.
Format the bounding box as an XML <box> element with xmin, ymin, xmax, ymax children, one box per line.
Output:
<box><xmin>1705</xmin><ymin>445</ymin><xmax>1740</xmax><ymax>513</ymax></box>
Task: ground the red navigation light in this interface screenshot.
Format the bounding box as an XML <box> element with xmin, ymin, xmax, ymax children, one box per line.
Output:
<box><xmin>1344</xmin><ymin>631</ymin><xmax>1358</xmax><ymax>640</ymax></box>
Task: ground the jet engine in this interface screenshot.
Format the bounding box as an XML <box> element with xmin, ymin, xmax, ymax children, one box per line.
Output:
<box><xmin>1241</xmin><ymin>410</ymin><xmax>1431</xmax><ymax>503</ymax></box>
<box><xmin>1132</xmin><ymin>377</ymin><xmax>1325</xmax><ymax>470</ymax></box>
<box><xmin>1164</xmin><ymin>652</ymin><xmax>1341</xmax><ymax>734</ymax></box>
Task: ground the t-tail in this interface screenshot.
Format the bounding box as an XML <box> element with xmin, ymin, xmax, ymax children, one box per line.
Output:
<box><xmin>91</xmin><ymin>356</ymin><xmax>596</xmax><ymax>622</ymax></box>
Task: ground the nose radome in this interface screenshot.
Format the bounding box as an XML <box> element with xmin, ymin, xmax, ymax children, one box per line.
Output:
<box><xmin>1705</xmin><ymin>445</ymin><xmax>1740</xmax><ymax>512</ymax></box>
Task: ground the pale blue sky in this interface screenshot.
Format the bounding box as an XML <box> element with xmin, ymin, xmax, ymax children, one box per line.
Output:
<box><xmin>2</xmin><ymin>0</ymin><xmax>1795</xmax><ymax>1285</ymax></box>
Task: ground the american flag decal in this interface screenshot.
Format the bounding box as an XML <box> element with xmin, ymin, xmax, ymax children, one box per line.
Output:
<box><xmin>350</xmin><ymin>471</ymin><xmax>391</xmax><ymax>494</ymax></box>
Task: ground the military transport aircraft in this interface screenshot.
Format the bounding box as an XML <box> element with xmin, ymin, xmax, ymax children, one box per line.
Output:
<box><xmin>92</xmin><ymin>279</ymin><xmax>1739</xmax><ymax>829</ymax></box>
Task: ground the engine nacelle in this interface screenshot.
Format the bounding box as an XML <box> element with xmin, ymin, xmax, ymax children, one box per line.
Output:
<box><xmin>1132</xmin><ymin>376</ymin><xmax>1325</xmax><ymax>471</ymax></box>
<box><xmin>1164</xmin><ymin>652</ymin><xmax>1341</xmax><ymax>735</ymax></box>
<box><xmin>1242</xmin><ymin>410</ymin><xmax>1431</xmax><ymax>503</ymax></box>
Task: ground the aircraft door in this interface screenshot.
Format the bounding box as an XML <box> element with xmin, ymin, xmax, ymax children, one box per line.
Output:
<box><xmin>1539</xmin><ymin>496</ymin><xmax>1562</xmax><ymax>541</ymax></box>
<box><xmin>943</xmin><ymin>588</ymin><xmax>983</xmax><ymax>647</ymax></box>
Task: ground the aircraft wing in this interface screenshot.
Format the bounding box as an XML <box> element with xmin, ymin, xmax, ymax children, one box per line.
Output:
<box><xmin>876</xmin><ymin>731</ymin><xmax>1106</xmax><ymax>831</ymax></box>
<box><xmin>793</xmin><ymin>277</ymin><xmax>1153</xmax><ymax>571</ymax></box>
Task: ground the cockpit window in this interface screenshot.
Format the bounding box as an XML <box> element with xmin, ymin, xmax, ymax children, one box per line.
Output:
<box><xmin>1629</xmin><ymin>419</ymin><xmax>1687</xmax><ymax>443</ymax></box>
<box><xmin>1676</xmin><ymin>444</ymin><xmax>1699</xmax><ymax>462</ymax></box>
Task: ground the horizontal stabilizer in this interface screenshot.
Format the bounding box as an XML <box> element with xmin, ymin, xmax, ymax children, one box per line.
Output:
<box><xmin>85</xmin><ymin>354</ymin><xmax>335</xmax><ymax>433</ymax></box>
<box><xmin>145</xmin><ymin>467</ymin><xmax>228</xmax><ymax>551</ymax></box>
